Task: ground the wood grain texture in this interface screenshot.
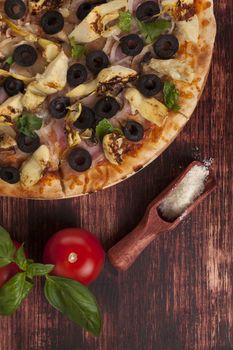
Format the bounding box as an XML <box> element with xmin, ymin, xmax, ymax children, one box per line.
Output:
<box><xmin>0</xmin><ymin>1</ymin><xmax>232</xmax><ymax>349</ymax></box>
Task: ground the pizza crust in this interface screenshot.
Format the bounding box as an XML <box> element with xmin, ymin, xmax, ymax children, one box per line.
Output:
<box><xmin>0</xmin><ymin>0</ymin><xmax>216</xmax><ymax>199</ymax></box>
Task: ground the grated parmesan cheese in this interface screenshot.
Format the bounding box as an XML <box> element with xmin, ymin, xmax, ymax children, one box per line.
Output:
<box><xmin>159</xmin><ymin>165</ymin><xmax>209</xmax><ymax>221</ymax></box>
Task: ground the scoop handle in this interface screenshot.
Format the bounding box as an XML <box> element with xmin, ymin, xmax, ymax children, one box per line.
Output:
<box><xmin>108</xmin><ymin>208</ymin><xmax>167</xmax><ymax>271</ymax></box>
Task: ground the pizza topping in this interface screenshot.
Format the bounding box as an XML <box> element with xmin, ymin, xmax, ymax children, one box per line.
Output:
<box><xmin>49</xmin><ymin>96</ymin><xmax>70</xmax><ymax>119</ymax></box>
<box><xmin>40</xmin><ymin>10</ymin><xmax>64</xmax><ymax>35</ymax></box>
<box><xmin>161</xmin><ymin>0</ymin><xmax>195</xmax><ymax>21</ymax></box>
<box><xmin>13</xmin><ymin>45</ymin><xmax>38</xmax><ymax>67</ymax></box>
<box><xmin>68</xmin><ymin>147</ymin><xmax>92</xmax><ymax>172</ymax></box>
<box><xmin>95</xmin><ymin>118</ymin><xmax>122</xmax><ymax>141</ymax></box>
<box><xmin>16</xmin><ymin>114</ymin><xmax>43</xmax><ymax>137</ymax></box>
<box><xmin>136</xmin><ymin>74</ymin><xmax>162</xmax><ymax>97</ymax></box>
<box><xmin>0</xmin><ymin>93</ymin><xmax>23</xmax><ymax>119</ymax></box>
<box><xmin>65</xmin><ymin>102</ymin><xmax>82</xmax><ymax>147</ymax></box>
<box><xmin>138</xmin><ymin>19</ymin><xmax>171</xmax><ymax>44</ymax></box>
<box><xmin>136</xmin><ymin>1</ymin><xmax>160</xmax><ymax>22</ymax></box>
<box><xmin>20</xmin><ymin>144</ymin><xmax>50</xmax><ymax>187</ymax></box>
<box><xmin>3</xmin><ymin>77</ymin><xmax>25</xmax><ymax>96</ymax></box>
<box><xmin>69</xmin><ymin>0</ymin><xmax>127</xmax><ymax>43</ymax></box>
<box><xmin>86</xmin><ymin>50</ymin><xmax>109</xmax><ymax>75</ymax></box>
<box><xmin>67</xmin><ymin>64</ymin><xmax>88</xmax><ymax>88</ymax></box>
<box><xmin>175</xmin><ymin>14</ymin><xmax>199</xmax><ymax>44</ymax></box>
<box><xmin>69</xmin><ymin>39</ymin><xmax>86</xmax><ymax>59</ymax></box>
<box><xmin>76</xmin><ymin>2</ymin><xmax>95</xmax><ymax>21</ymax></box>
<box><xmin>0</xmin><ymin>69</ymin><xmax>32</xmax><ymax>82</ymax></box>
<box><xmin>118</xmin><ymin>10</ymin><xmax>132</xmax><ymax>32</ymax></box>
<box><xmin>29</xmin><ymin>0</ymin><xmax>64</xmax><ymax>15</ymax></box>
<box><xmin>120</xmin><ymin>34</ymin><xmax>144</xmax><ymax>57</ymax></box>
<box><xmin>38</xmin><ymin>38</ymin><xmax>60</xmax><ymax>62</ymax></box>
<box><xmin>4</xmin><ymin>0</ymin><xmax>26</xmax><ymax>20</ymax></box>
<box><xmin>102</xmin><ymin>132</ymin><xmax>124</xmax><ymax>165</ymax></box>
<box><xmin>144</xmin><ymin>57</ymin><xmax>194</xmax><ymax>83</ymax></box>
<box><xmin>16</xmin><ymin>133</ymin><xmax>40</xmax><ymax>153</ymax></box>
<box><xmin>125</xmin><ymin>87</ymin><xmax>168</xmax><ymax>127</ymax></box>
<box><xmin>73</xmin><ymin>106</ymin><xmax>95</xmax><ymax>130</ymax></box>
<box><xmin>123</xmin><ymin>120</ymin><xmax>144</xmax><ymax>142</ymax></box>
<box><xmin>153</xmin><ymin>34</ymin><xmax>179</xmax><ymax>59</ymax></box>
<box><xmin>0</xmin><ymin>132</ymin><xmax>16</xmax><ymax>150</ymax></box>
<box><xmin>0</xmin><ymin>166</ymin><xmax>20</xmax><ymax>184</ymax></box>
<box><xmin>163</xmin><ymin>80</ymin><xmax>180</xmax><ymax>111</ymax></box>
<box><xmin>95</xmin><ymin>96</ymin><xmax>120</xmax><ymax>120</ymax></box>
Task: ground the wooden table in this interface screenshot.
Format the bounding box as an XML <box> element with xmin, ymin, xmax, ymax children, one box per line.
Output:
<box><xmin>0</xmin><ymin>2</ymin><xmax>232</xmax><ymax>349</ymax></box>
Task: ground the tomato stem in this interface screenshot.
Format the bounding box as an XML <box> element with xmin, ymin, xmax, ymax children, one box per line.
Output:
<box><xmin>68</xmin><ymin>252</ymin><xmax>78</xmax><ymax>263</ymax></box>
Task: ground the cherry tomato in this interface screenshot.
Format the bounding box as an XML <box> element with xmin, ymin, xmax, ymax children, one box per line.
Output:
<box><xmin>43</xmin><ymin>228</ymin><xmax>105</xmax><ymax>285</ymax></box>
<box><xmin>0</xmin><ymin>241</ymin><xmax>21</xmax><ymax>288</ymax></box>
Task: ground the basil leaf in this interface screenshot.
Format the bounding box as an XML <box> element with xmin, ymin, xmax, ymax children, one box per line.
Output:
<box><xmin>16</xmin><ymin>114</ymin><xmax>43</xmax><ymax>137</ymax></box>
<box><xmin>138</xmin><ymin>19</ymin><xmax>171</xmax><ymax>44</ymax></box>
<box><xmin>27</xmin><ymin>263</ymin><xmax>54</xmax><ymax>278</ymax></box>
<box><xmin>163</xmin><ymin>80</ymin><xmax>181</xmax><ymax>112</ymax></box>
<box><xmin>0</xmin><ymin>272</ymin><xmax>33</xmax><ymax>315</ymax></box>
<box><xmin>5</xmin><ymin>55</ymin><xmax>14</xmax><ymax>66</ymax></box>
<box><xmin>70</xmin><ymin>38</ymin><xmax>86</xmax><ymax>59</ymax></box>
<box><xmin>0</xmin><ymin>226</ymin><xmax>15</xmax><ymax>267</ymax></box>
<box><xmin>118</xmin><ymin>11</ymin><xmax>132</xmax><ymax>32</ymax></box>
<box><xmin>14</xmin><ymin>244</ymin><xmax>27</xmax><ymax>270</ymax></box>
<box><xmin>44</xmin><ymin>276</ymin><xmax>102</xmax><ymax>337</ymax></box>
<box><xmin>96</xmin><ymin>119</ymin><xmax>123</xmax><ymax>141</ymax></box>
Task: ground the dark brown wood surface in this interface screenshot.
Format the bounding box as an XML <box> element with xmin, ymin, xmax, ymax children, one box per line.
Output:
<box><xmin>0</xmin><ymin>2</ymin><xmax>232</xmax><ymax>349</ymax></box>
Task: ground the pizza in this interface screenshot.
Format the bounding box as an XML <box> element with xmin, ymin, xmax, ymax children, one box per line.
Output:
<box><xmin>0</xmin><ymin>0</ymin><xmax>216</xmax><ymax>199</ymax></box>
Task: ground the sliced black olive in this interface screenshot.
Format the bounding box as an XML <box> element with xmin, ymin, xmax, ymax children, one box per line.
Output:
<box><xmin>68</xmin><ymin>147</ymin><xmax>92</xmax><ymax>172</ymax></box>
<box><xmin>13</xmin><ymin>44</ymin><xmax>37</xmax><ymax>67</ymax></box>
<box><xmin>76</xmin><ymin>2</ymin><xmax>95</xmax><ymax>20</ymax></box>
<box><xmin>0</xmin><ymin>166</ymin><xmax>20</xmax><ymax>184</ymax></box>
<box><xmin>86</xmin><ymin>50</ymin><xmax>109</xmax><ymax>75</ymax></box>
<box><xmin>4</xmin><ymin>0</ymin><xmax>26</xmax><ymax>20</ymax></box>
<box><xmin>3</xmin><ymin>76</ymin><xmax>24</xmax><ymax>96</ymax></box>
<box><xmin>136</xmin><ymin>1</ymin><xmax>160</xmax><ymax>22</ymax></box>
<box><xmin>136</xmin><ymin>74</ymin><xmax>162</xmax><ymax>97</ymax></box>
<box><xmin>124</xmin><ymin>121</ymin><xmax>144</xmax><ymax>142</ymax></box>
<box><xmin>153</xmin><ymin>34</ymin><xmax>179</xmax><ymax>59</ymax></box>
<box><xmin>95</xmin><ymin>96</ymin><xmax>120</xmax><ymax>119</ymax></box>
<box><xmin>49</xmin><ymin>96</ymin><xmax>70</xmax><ymax>119</ymax></box>
<box><xmin>16</xmin><ymin>133</ymin><xmax>40</xmax><ymax>153</ymax></box>
<box><xmin>67</xmin><ymin>64</ymin><xmax>88</xmax><ymax>87</ymax></box>
<box><xmin>40</xmin><ymin>10</ymin><xmax>64</xmax><ymax>35</ymax></box>
<box><xmin>120</xmin><ymin>34</ymin><xmax>144</xmax><ymax>57</ymax></box>
<box><xmin>74</xmin><ymin>106</ymin><xmax>95</xmax><ymax>129</ymax></box>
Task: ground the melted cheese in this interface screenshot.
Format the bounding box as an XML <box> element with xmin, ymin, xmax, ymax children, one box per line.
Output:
<box><xmin>175</xmin><ymin>15</ymin><xmax>199</xmax><ymax>43</ymax></box>
<box><xmin>145</xmin><ymin>58</ymin><xmax>195</xmax><ymax>83</ymax></box>
<box><xmin>125</xmin><ymin>88</ymin><xmax>168</xmax><ymax>127</ymax></box>
<box><xmin>69</xmin><ymin>0</ymin><xmax>127</xmax><ymax>43</ymax></box>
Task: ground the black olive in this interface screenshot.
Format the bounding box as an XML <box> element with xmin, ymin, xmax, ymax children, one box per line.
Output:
<box><xmin>95</xmin><ymin>96</ymin><xmax>120</xmax><ymax>119</ymax></box>
<box><xmin>16</xmin><ymin>133</ymin><xmax>40</xmax><ymax>153</ymax></box>
<box><xmin>49</xmin><ymin>96</ymin><xmax>70</xmax><ymax>119</ymax></box>
<box><xmin>120</xmin><ymin>34</ymin><xmax>144</xmax><ymax>57</ymax></box>
<box><xmin>136</xmin><ymin>74</ymin><xmax>163</xmax><ymax>97</ymax></box>
<box><xmin>136</xmin><ymin>1</ymin><xmax>160</xmax><ymax>22</ymax></box>
<box><xmin>13</xmin><ymin>44</ymin><xmax>37</xmax><ymax>67</ymax></box>
<box><xmin>76</xmin><ymin>2</ymin><xmax>95</xmax><ymax>20</ymax></box>
<box><xmin>0</xmin><ymin>166</ymin><xmax>20</xmax><ymax>184</ymax></box>
<box><xmin>67</xmin><ymin>64</ymin><xmax>88</xmax><ymax>87</ymax></box>
<box><xmin>124</xmin><ymin>121</ymin><xmax>144</xmax><ymax>142</ymax></box>
<box><xmin>3</xmin><ymin>76</ymin><xmax>24</xmax><ymax>96</ymax></box>
<box><xmin>68</xmin><ymin>147</ymin><xmax>92</xmax><ymax>172</ymax></box>
<box><xmin>153</xmin><ymin>34</ymin><xmax>179</xmax><ymax>59</ymax></box>
<box><xmin>4</xmin><ymin>0</ymin><xmax>26</xmax><ymax>20</ymax></box>
<box><xmin>74</xmin><ymin>106</ymin><xmax>95</xmax><ymax>129</ymax></box>
<box><xmin>40</xmin><ymin>10</ymin><xmax>64</xmax><ymax>35</ymax></box>
<box><xmin>86</xmin><ymin>50</ymin><xmax>109</xmax><ymax>75</ymax></box>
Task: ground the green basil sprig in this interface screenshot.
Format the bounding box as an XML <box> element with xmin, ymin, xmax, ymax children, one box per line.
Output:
<box><xmin>138</xmin><ymin>19</ymin><xmax>171</xmax><ymax>44</ymax></box>
<box><xmin>118</xmin><ymin>11</ymin><xmax>132</xmax><ymax>32</ymax></box>
<box><xmin>96</xmin><ymin>118</ymin><xmax>123</xmax><ymax>141</ymax></box>
<box><xmin>163</xmin><ymin>81</ymin><xmax>181</xmax><ymax>112</ymax></box>
<box><xmin>16</xmin><ymin>114</ymin><xmax>43</xmax><ymax>138</ymax></box>
<box><xmin>0</xmin><ymin>226</ymin><xmax>102</xmax><ymax>337</ymax></box>
<box><xmin>45</xmin><ymin>276</ymin><xmax>102</xmax><ymax>337</ymax></box>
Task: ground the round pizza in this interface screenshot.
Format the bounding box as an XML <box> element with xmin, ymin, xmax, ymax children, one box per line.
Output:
<box><xmin>0</xmin><ymin>0</ymin><xmax>216</xmax><ymax>199</ymax></box>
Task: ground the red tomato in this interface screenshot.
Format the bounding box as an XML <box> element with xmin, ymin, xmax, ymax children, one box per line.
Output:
<box><xmin>0</xmin><ymin>241</ymin><xmax>21</xmax><ymax>288</ymax></box>
<box><xmin>43</xmin><ymin>228</ymin><xmax>105</xmax><ymax>285</ymax></box>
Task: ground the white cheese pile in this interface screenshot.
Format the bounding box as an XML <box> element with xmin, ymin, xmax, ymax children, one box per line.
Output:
<box><xmin>159</xmin><ymin>165</ymin><xmax>209</xmax><ymax>221</ymax></box>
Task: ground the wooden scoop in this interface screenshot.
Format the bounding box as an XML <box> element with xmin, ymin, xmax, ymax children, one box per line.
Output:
<box><xmin>108</xmin><ymin>161</ymin><xmax>217</xmax><ymax>271</ymax></box>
